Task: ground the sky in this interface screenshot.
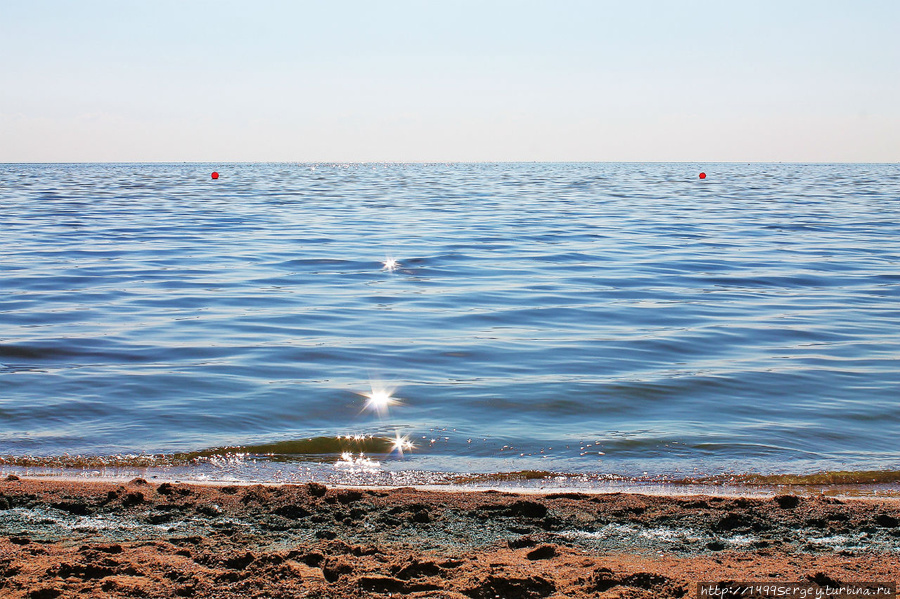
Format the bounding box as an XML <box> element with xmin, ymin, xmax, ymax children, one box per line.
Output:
<box><xmin>1</xmin><ymin>0</ymin><xmax>898</xmax><ymax>163</ymax></box>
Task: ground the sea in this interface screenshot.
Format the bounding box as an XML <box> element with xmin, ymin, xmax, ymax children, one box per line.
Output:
<box><xmin>1</xmin><ymin>162</ymin><xmax>899</xmax><ymax>492</ymax></box>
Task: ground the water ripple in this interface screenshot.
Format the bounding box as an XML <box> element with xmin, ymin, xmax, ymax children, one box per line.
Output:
<box><xmin>1</xmin><ymin>162</ymin><xmax>899</xmax><ymax>479</ymax></box>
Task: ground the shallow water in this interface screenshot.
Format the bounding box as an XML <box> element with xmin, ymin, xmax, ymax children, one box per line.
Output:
<box><xmin>1</xmin><ymin>162</ymin><xmax>899</xmax><ymax>483</ymax></box>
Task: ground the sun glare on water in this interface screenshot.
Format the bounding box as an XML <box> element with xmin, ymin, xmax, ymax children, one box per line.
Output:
<box><xmin>382</xmin><ymin>256</ymin><xmax>400</xmax><ymax>272</ymax></box>
<box><xmin>361</xmin><ymin>383</ymin><xmax>400</xmax><ymax>416</ymax></box>
<box><xmin>335</xmin><ymin>451</ymin><xmax>380</xmax><ymax>471</ymax></box>
<box><xmin>389</xmin><ymin>433</ymin><xmax>415</xmax><ymax>456</ymax></box>
<box><xmin>336</xmin><ymin>380</ymin><xmax>416</xmax><ymax>469</ymax></box>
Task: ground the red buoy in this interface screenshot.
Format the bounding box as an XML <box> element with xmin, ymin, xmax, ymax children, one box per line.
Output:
<box><xmin>698</xmin><ymin>172</ymin><xmax>706</xmax><ymax>179</ymax></box>
<box><xmin>211</xmin><ymin>171</ymin><xmax>219</xmax><ymax>180</ymax></box>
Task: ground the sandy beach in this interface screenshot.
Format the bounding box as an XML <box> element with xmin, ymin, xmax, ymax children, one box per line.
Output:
<box><xmin>1</xmin><ymin>476</ymin><xmax>898</xmax><ymax>598</ymax></box>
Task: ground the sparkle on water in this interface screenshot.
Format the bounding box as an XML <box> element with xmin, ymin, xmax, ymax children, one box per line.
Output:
<box><xmin>335</xmin><ymin>451</ymin><xmax>380</xmax><ymax>471</ymax></box>
<box><xmin>381</xmin><ymin>256</ymin><xmax>400</xmax><ymax>272</ymax></box>
<box><xmin>389</xmin><ymin>433</ymin><xmax>415</xmax><ymax>456</ymax></box>
<box><xmin>360</xmin><ymin>382</ymin><xmax>400</xmax><ymax>416</ymax></box>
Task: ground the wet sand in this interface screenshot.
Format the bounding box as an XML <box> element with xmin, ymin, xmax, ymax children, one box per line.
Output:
<box><xmin>1</xmin><ymin>476</ymin><xmax>898</xmax><ymax>598</ymax></box>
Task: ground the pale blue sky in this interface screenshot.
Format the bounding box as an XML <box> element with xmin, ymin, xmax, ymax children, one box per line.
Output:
<box><xmin>2</xmin><ymin>0</ymin><xmax>898</xmax><ymax>162</ymax></box>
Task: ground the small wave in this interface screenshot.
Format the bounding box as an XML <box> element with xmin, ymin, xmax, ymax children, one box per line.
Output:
<box><xmin>689</xmin><ymin>470</ymin><xmax>900</xmax><ymax>486</ymax></box>
<box><xmin>0</xmin><ymin>453</ymin><xmax>184</xmax><ymax>469</ymax></box>
<box><xmin>178</xmin><ymin>435</ymin><xmax>399</xmax><ymax>461</ymax></box>
<box><xmin>0</xmin><ymin>436</ymin><xmax>402</xmax><ymax>469</ymax></box>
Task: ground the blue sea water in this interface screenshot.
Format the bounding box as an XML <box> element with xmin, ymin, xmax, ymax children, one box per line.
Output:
<box><xmin>1</xmin><ymin>162</ymin><xmax>899</xmax><ymax>485</ymax></box>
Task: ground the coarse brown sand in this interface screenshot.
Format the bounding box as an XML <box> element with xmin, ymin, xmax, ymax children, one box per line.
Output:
<box><xmin>1</xmin><ymin>476</ymin><xmax>898</xmax><ymax>598</ymax></box>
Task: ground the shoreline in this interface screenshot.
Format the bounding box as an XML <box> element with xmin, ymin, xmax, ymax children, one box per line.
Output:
<box><xmin>4</xmin><ymin>469</ymin><xmax>900</xmax><ymax>500</ymax></box>
<box><xmin>7</xmin><ymin>458</ymin><xmax>900</xmax><ymax>500</ymax></box>
<box><xmin>2</xmin><ymin>477</ymin><xmax>898</xmax><ymax>598</ymax></box>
